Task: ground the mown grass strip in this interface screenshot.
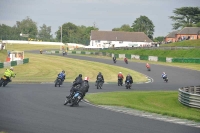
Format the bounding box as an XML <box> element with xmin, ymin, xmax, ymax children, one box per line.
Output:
<box><xmin>0</xmin><ymin>53</ymin><xmax>147</xmax><ymax>83</ymax></box>
<box><xmin>85</xmin><ymin>91</ymin><xmax>200</xmax><ymax>122</ymax></box>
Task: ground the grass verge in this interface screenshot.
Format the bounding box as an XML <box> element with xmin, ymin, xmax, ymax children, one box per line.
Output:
<box><xmin>0</xmin><ymin>50</ymin><xmax>7</xmax><ymax>62</ymax></box>
<box><xmin>0</xmin><ymin>53</ymin><xmax>147</xmax><ymax>83</ymax></box>
<box><xmin>85</xmin><ymin>91</ymin><xmax>200</xmax><ymax>122</ymax></box>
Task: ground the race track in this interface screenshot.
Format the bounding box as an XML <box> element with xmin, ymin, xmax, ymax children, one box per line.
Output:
<box><xmin>0</xmin><ymin>54</ymin><xmax>199</xmax><ymax>133</ymax></box>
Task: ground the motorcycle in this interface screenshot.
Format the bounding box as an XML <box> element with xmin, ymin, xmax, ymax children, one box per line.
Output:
<box><xmin>96</xmin><ymin>80</ymin><xmax>103</xmax><ymax>89</ymax></box>
<box><xmin>125</xmin><ymin>80</ymin><xmax>131</xmax><ymax>89</ymax></box>
<box><xmin>147</xmin><ymin>67</ymin><xmax>151</xmax><ymax>71</ymax></box>
<box><xmin>124</xmin><ymin>59</ymin><xmax>128</xmax><ymax>64</ymax></box>
<box><xmin>62</xmin><ymin>51</ymin><xmax>66</xmax><ymax>56</ymax></box>
<box><xmin>118</xmin><ymin>79</ymin><xmax>123</xmax><ymax>86</ymax></box>
<box><xmin>0</xmin><ymin>75</ymin><xmax>15</xmax><ymax>87</ymax></box>
<box><xmin>163</xmin><ymin>77</ymin><xmax>168</xmax><ymax>82</ymax></box>
<box><xmin>55</xmin><ymin>77</ymin><xmax>63</xmax><ymax>87</ymax></box>
<box><xmin>64</xmin><ymin>91</ymin><xmax>83</xmax><ymax>107</ymax></box>
<box><xmin>113</xmin><ymin>60</ymin><xmax>116</xmax><ymax>63</ymax></box>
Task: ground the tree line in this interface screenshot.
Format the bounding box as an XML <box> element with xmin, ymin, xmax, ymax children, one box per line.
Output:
<box><xmin>0</xmin><ymin>7</ymin><xmax>199</xmax><ymax>45</ymax></box>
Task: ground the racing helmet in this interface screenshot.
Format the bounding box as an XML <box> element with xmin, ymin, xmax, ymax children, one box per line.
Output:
<box><xmin>10</xmin><ymin>67</ymin><xmax>14</xmax><ymax>70</ymax></box>
<box><xmin>84</xmin><ymin>77</ymin><xmax>89</xmax><ymax>81</ymax></box>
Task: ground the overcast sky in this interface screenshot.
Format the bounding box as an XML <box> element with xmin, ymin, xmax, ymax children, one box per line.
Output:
<box><xmin>0</xmin><ymin>0</ymin><xmax>200</xmax><ymax>37</ymax></box>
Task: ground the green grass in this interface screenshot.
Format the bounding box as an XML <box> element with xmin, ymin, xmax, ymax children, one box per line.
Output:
<box><xmin>0</xmin><ymin>53</ymin><xmax>147</xmax><ymax>83</ymax></box>
<box><xmin>6</xmin><ymin>44</ymin><xmax>61</xmax><ymax>51</ymax></box>
<box><xmin>0</xmin><ymin>50</ymin><xmax>7</xmax><ymax>62</ymax></box>
<box><xmin>160</xmin><ymin>39</ymin><xmax>200</xmax><ymax>47</ymax></box>
<box><xmin>85</xmin><ymin>91</ymin><xmax>200</xmax><ymax>122</ymax></box>
<box><xmin>99</xmin><ymin>49</ymin><xmax>200</xmax><ymax>58</ymax></box>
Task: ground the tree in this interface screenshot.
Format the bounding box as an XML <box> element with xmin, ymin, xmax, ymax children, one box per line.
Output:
<box><xmin>154</xmin><ymin>36</ymin><xmax>165</xmax><ymax>42</ymax></box>
<box><xmin>0</xmin><ymin>24</ymin><xmax>12</xmax><ymax>40</ymax></box>
<box><xmin>132</xmin><ymin>15</ymin><xmax>155</xmax><ymax>39</ymax></box>
<box><xmin>55</xmin><ymin>22</ymin><xmax>98</xmax><ymax>45</ymax></box>
<box><xmin>38</xmin><ymin>24</ymin><xmax>53</xmax><ymax>41</ymax></box>
<box><xmin>56</xmin><ymin>22</ymin><xmax>79</xmax><ymax>43</ymax></box>
<box><xmin>195</xmin><ymin>22</ymin><xmax>200</xmax><ymax>27</ymax></box>
<box><xmin>15</xmin><ymin>16</ymin><xmax>38</xmax><ymax>39</ymax></box>
<box><xmin>112</xmin><ymin>24</ymin><xmax>132</xmax><ymax>32</ymax></box>
<box><xmin>169</xmin><ymin>7</ymin><xmax>200</xmax><ymax>30</ymax></box>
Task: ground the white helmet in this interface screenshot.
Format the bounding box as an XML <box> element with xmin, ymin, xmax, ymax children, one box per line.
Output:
<box><xmin>119</xmin><ymin>72</ymin><xmax>122</xmax><ymax>74</ymax></box>
<box><xmin>163</xmin><ymin>72</ymin><xmax>165</xmax><ymax>74</ymax></box>
<box><xmin>10</xmin><ymin>67</ymin><xmax>14</xmax><ymax>70</ymax></box>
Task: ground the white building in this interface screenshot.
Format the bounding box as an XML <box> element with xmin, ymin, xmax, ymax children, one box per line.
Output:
<box><xmin>86</xmin><ymin>30</ymin><xmax>153</xmax><ymax>48</ymax></box>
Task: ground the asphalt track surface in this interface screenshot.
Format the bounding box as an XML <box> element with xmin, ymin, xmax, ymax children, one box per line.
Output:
<box><xmin>0</xmin><ymin>54</ymin><xmax>200</xmax><ymax>133</ymax></box>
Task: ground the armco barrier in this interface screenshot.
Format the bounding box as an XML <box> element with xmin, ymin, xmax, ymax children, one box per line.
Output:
<box><xmin>140</xmin><ymin>55</ymin><xmax>149</xmax><ymax>60</ymax></box>
<box><xmin>119</xmin><ymin>54</ymin><xmax>125</xmax><ymax>59</ymax></box>
<box><xmin>114</xmin><ymin>54</ymin><xmax>119</xmax><ymax>58</ymax></box>
<box><xmin>172</xmin><ymin>58</ymin><xmax>200</xmax><ymax>64</ymax></box>
<box><xmin>81</xmin><ymin>51</ymin><xmax>86</xmax><ymax>54</ymax></box>
<box><xmin>11</xmin><ymin>61</ymin><xmax>17</xmax><ymax>66</ymax></box>
<box><xmin>125</xmin><ymin>54</ymin><xmax>131</xmax><ymax>59</ymax></box>
<box><xmin>23</xmin><ymin>58</ymin><xmax>29</xmax><ymax>64</ymax></box>
<box><xmin>0</xmin><ymin>63</ymin><xmax>3</xmax><ymax>68</ymax></box>
<box><xmin>0</xmin><ymin>58</ymin><xmax>29</xmax><ymax>69</ymax></box>
<box><xmin>131</xmin><ymin>55</ymin><xmax>140</xmax><ymax>60</ymax></box>
<box><xmin>158</xmin><ymin>57</ymin><xmax>166</xmax><ymax>62</ymax></box>
<box><xmin>62</xmin><ymin>50</ymin><xmax>200</xmax><ymax>64</ymax></box>
<box><xmin>178</xmin><ymin>86</ymin><xmax>200</xmax><ymax>109</ymax></box>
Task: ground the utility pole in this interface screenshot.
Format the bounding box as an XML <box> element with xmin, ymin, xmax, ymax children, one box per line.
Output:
<box><xmin>61</xmin><ymin>25</ymin><xmax>62</xmax><ymax>43</ymax></box>
<box><xmin>93</xmin><ymin>22</ymin><xmax>96</xmax><ymax>28</ymax></box>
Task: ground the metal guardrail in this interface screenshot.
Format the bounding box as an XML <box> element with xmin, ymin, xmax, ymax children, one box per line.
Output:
<box><xmin>178</xmin><ymin>86</ymin><xmax>200</xmax><ymax>109</ymax></box>
<box><xmin>76</xmin><ymin>46</ymin><xmax>200</xmax><ymax>51</ymax></box>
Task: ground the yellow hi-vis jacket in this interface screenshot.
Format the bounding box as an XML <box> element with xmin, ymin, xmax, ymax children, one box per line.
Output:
<box><xmin>4</xmin><ymin>69</ymin><xmax>15</xmax><ymax>78</ymax></box>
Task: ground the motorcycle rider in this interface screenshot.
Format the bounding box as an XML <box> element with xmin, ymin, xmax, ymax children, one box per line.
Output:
<box><xmin>72</xmin><ymin>74</ymin><xmax>83</xmax><ymax>88</ymax></box>
<box><xmin>0</xmin><ymin>67</ymin><xmax>16</xmax><ymax>87</ymax></box>
<box><xmin>113</xmin><ymin>56</ymin><xmax>116</xmax><ymax>63</ymax></box>
<box><xmin>146</xmin><ymin>63</ymin><xmax>150</xmax><ymax>69</ymax></box>
<box><xmin>57</xmin><ymin>70</ymin><xmax>65</xmax><ymax>84</ymax></box>
<box><xmin>161</xmin><ymin>72</ymin><xmax>167</xmax><ymax>80</ymax></box>
<box><xmin>95</xmin><ymin>72</ymin><xmax>104</xmax><ymax>86</ymax></box>
<box><xmin>118</xmin><ymin>72</ymin><xmax>124</xmax><ymax>86</ymax></box>
<box><xmin>67</xmin><ymin>76</ymin><xmax>89</xmax><ymax>99</ymax></box>
<box><xmin>124</xmin><ymin>57</ymin><xmax>128</xmax><ymax>63</ymax></box>
<box><xmin>125</xmin><ymin>74</ymin><xmax>133</xmax><ymax>85</ymax></box>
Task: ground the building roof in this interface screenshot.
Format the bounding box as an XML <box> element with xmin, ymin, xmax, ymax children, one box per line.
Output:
<box><xmin>165</xmin><ymin>30</ymin><xmax>180</xmax><ymax>38</ymax></box>
<box><xmin>178</xmin><ymin>27</ymin><xmax>200</xmax><ymax>34</ymax></box>
<box><xmin>91</xmin><ymin>30</ymin><xmax>153</xmax><ymax>42</ymax></box>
